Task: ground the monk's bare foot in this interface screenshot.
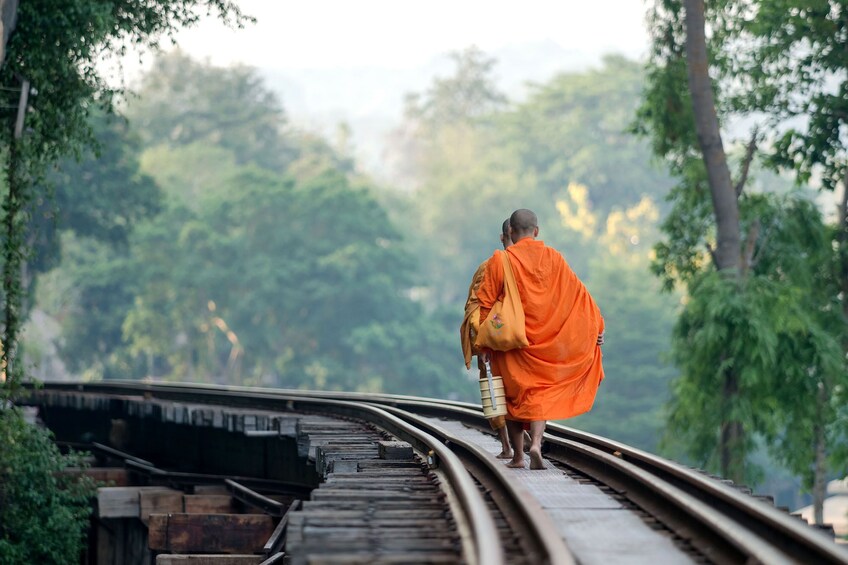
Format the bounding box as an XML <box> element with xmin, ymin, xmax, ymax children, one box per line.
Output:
<box><xmin>529</xmin><ymin>447</ymin><xmax>545</xmax><ymax>470</ymax></box>
<box><xmin>506</xmin><ymin>458</ymin><xmax>525</xmax><ymax>468</ymax></box>
<box><xmin>496</xmin><ymin>450</ymin><xmax>513</xmax><ymax>459</ymax></box>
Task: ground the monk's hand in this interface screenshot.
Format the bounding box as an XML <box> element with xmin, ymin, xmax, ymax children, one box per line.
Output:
<box><xmin>597</xmin><ymin>331</ymin><xmax>605</xmax><ymax>346</ymax></box>
<box><xmin>481</xmin><ymin>349</ymin><xmax>492</xmax><ymax>363</ymax></box>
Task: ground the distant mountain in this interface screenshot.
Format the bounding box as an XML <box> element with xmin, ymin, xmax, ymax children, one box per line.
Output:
<box><xmin>259</xmin><ymin>40</ymin><xmax>634</xmax><ymax>179</ymax></box>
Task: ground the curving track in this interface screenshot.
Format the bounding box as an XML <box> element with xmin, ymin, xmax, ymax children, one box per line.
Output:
<box><xmin>22</xmin><ymin>381</ymin><xmax>848</xmax><ymax>565</ymax></box>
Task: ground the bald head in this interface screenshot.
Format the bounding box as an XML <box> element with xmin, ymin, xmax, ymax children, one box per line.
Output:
<box><xmin>500</xmin><ymin>218</ymin><xmax>511</xmax><ymax>249</ymax></box>
<box><xmin>509</xmin><ymin>209</ymin><xmax>539</xmax><ymax>242</ymax></box>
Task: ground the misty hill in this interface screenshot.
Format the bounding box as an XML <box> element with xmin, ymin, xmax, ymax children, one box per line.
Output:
<box><xmin>260</xmin><ymin>40</ymin><xmax>631</xmax><ymax>178</ymax></box>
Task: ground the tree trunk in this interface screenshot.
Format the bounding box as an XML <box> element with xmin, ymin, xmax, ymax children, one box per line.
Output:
<box><xmin>0</xmin><ymin>0</ymin><xmax>18</xmax><ymax>69</ymax></box>
<box><xmin>720</xmin><ymin>370</ymin><xmax>744</xmax><ymax>483</ymax></box>
<box><xmin>812</xmin><ymin>382</ymin><xmax>828</xmax><ymax>525</ymax></box>
<box><xmin>684</xmin><ymin>0</ymin><xmax>741</xmax><ymax>272</ymax></box>
<box><xmin>684</xmin><ymin>0</ymin><xmax>746</xmax><ymax>483</ymax></box>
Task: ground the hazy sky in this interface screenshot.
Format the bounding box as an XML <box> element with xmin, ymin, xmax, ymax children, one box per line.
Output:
<box><xmin>116</xmin><ymin>0</ymin><xmax>653</xmax><ymax>170</ymax></box>
<box><xmin>171</xmin><ymin>0</ymin><xmax>651</xmax><ymax>70</ymax></box>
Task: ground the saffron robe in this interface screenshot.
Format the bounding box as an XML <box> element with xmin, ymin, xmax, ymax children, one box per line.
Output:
<box><xmin>477</xmin><ymin>238</ymin><xmax>604</xmax><ymax>421</ymax></box>
<box><xmin>460</xmin><ymin>260</ymin><xmax>488</xmax><ymax>370</ymax></box>
<box><xmin>461</xmin><ymin>259</ymin><xmax>507</xmax><ymax>430</ymax></box>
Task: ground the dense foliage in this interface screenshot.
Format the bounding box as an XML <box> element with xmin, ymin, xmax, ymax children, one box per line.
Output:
<box><xmin>636</xmin><ymin>0</ymin><xmax>848</xmax><ymax>515</ymax></box>
<box><xmin>29</xmin><ymin>53</ymin><xmax>474</xmax><ymax>400</ymax></box>
<box><xmin>0</xmin><ymin>408</ymin><xmax>96</xmax><ymax>563</ymax></box>
<box><xmin>0</xmin><ymin>0</ymin><xmax>248</xmax><ymax>400</ymax></box>
<box><xmin>0</xmin><ymin>3</ymin><xmax>245</xmax><ymax>563</ymax></box>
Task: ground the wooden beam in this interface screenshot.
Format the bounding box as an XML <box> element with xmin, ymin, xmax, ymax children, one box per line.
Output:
<box><xmin>139</xmin><ymin>489</ymin><xmax>184</xmax><ymax>525</ymax></box>
<box><xmin>96</xmin><ymin>486</ymin><xmax>175</xmax><ymax>519</ymax></box>
<box><xmin>155</xmin><ymin>555</ymin><xmax>262</xmax><ymax>564</ymax></box>
<box><xmin>378</xmin><ymin>441</ymin><xmax>413</xmax><ymax>460</ymax></box>
<box><xmin>183</xmin><ymin>494</ymin><xmax>235</xmax><ymax>514</ymax></box>
<box><xmin>148</xmin><ymin>514</ymin><xmax>276</xmax><ymax>553</ymax></box>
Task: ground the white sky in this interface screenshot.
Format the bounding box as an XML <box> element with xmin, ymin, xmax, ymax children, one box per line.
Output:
<box><xmin>170</xmin><ymin>0</ymin><xmax>651</xmax><ymax>69</ymax></box>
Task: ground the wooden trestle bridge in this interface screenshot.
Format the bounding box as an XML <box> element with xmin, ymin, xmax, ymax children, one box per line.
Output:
<box><xmin>21</xmin><ymin>382</ymin><xmax>848</xmax><ymax>565</ymax></box>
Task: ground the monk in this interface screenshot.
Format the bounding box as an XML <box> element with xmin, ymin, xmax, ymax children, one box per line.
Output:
<box><xmin>461</xmin><ymin>219</ymin><xmax>514</xmax><ymax>458</ymax></box>
<box><xmin>477</xmin><ymin>209</ymin><xmax>605</xmax><ymax>470</ymax></box>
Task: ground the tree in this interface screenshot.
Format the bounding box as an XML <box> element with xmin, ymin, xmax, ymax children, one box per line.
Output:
<box><xmin>0</xmin><ymin>407</ymin><xmax>96</xmax><ymax>563</ymax></box>
<box><xmin>752</xmin><ymin>196</ymin><xmax>845</xmax><ymax>522</ymax></box>
<box><xmin>721</xmin><ymin>5</ymin><xmax>848</xmax><ymax>518</ymax></box>
<box><xmin>404</xmin><ymin>46</ymin><xmax>507</xmax><ymax>131</ymax></box>
<box><xmin>49</xmin><ymin>233</ymin><xmax>145</xmax><ymax>380</ymax></box>
<box><xmin>0</xmin><ymin>0</ymin><xmax>249</xmax><ymax>400</ymax></box>
<box><xmin>638</xmin><ymin>0</ymin><xmax>848</xmax><ymax>508</ymax></box>
<box><xmin>0</xmin><ymin>6</ymin><xmax>271</xmax><ymax>564</ymax></box>
<box><xmin>383</xmin><ymin>50</ymin><xmax>687</xmax><ymax>437</ymax></box>
<box><xmin>638</xmin><ymin>0</ymin><xmax>760</xmax><ymax>483</ymax></box>
<box><xmin>126</xmin><ymin>50</ymin><xmax>298</xmax><ymax>172</ymax></box>
<box><xmin>21</xmin><ymin>113</ymin><xmax>163</xmax><ymax>381</ymax></box>
<box><xmin>105</xmin><ymin>164</ymin><xmax>474</xmax><ymax>398</ymax></box>
<box><xmin>388</xmin><ymin>47</ymin><xmax>527</xmax><ymax>306</ymax></box>
<box><xmin>392</xmin><ymin>52</ymin><xmax>676</xmax><ymax>307</ymax></box>
<box><xmin>500</xmin><ymin>55</ymin><xmax>673</xmax><ymax>219</ymax></box>
<box><xmin>38</xmin><ymin>51</ymin><xmax>476</xmax><ymax>399</ymax></box>
<box><xmin>683</xmin><ymin>0</ymin><xmax>741</xmax><ymax>272</ymax></box>
<box><xmin>25</xmin><ymin>112</ymin><xmax>160</xmax><ymax>288</ymax></box>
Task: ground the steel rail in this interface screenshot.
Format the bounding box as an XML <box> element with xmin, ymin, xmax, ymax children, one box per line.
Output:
<box><xmin>547</xmin><ymin>437</ymin><xmax>789</xmax><ymax>564</ymax></box>
<box><xmin>362</xmin><ymin>389</ymin><xmax>848</xmax><ymax>564</ymax></box>
<box><xmin>263</xmin><ymin>500</ymin><xmax>301</xmax><ymax>556</ymax></box>
<box><xmin>90</xmin><ymin>441</ymin><xmax>155</xmax><ymax>467</ymax></box>
<box><xmin>225</xmin><ymin>479</ymin><xmax>288</xmax><ymax>516</ymax></box>
<box><xmin>33</xmin><ymin>380</ymin><xmax>482</xmax><ymax>411</ymax></box>
<box><xmin>376</xmin><ymin>403</ymin><xmax>575</xmax><ymax>565</ymax></box>
<box><xmin>542</xmin><ymin>424</ymin><xmax>848</xmax><ymax>565</ymax></box>
<box><xmin>356</xmin><ymin>389</ymin><xmax>848</xmax><ymax>564</ymax></box>
<box><xmin>210</xmin><ymin>384</ymin><xmax>848</xmax><ymax>564</ymax></box>
<box><xmin>28</xmin><ymin>382</ymin><xmax>848</xmax><ymax>563</ymax></box>
<box><xmin>245</xmin><ymin>385</ymin><xmax>848</xmax><ymax>563</ymax></box>
<box><xmin>29</xmin><ymin>382</ymin><xmax>504</xmax><ymax>565</ymax></box>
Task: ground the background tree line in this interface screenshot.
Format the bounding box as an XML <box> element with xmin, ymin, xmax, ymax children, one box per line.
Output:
<box><xmin>24</xmin><ymin>50</ymin><xmax>682</xmax><ymax>462</ymax></box>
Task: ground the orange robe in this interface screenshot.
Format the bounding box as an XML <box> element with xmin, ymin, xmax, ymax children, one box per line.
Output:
<box><xmin>460</xmin><ymin>260</ymin><xmax>488</xmax><ymax>370</ymax></box>
<box><xmin>477</xmin><ymin>238</ymin><xmax>604</xmax><ymax>421</ymax></box>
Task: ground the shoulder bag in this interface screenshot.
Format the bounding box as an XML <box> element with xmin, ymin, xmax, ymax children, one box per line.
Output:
<box><xmin>474</xmin><ymin>250</ymin><xmax>529</xmax><ymax>351</ymax></box>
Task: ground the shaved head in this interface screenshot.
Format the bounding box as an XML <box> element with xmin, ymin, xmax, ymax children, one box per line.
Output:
<box><xmin>500</xmin><ymin>218</ymin><xmax>511</xmax><ymax>249</ymax></box>
<box><xmin>510</xmin><ymin>209</ymin><xmax>539</xmax><ymax>240</ymax></box>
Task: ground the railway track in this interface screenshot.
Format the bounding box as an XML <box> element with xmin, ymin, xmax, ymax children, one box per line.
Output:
<box><xmin>21</xmin><ymin>381</ymin><xmax>848</xmax><ymax>564</ymax></box>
